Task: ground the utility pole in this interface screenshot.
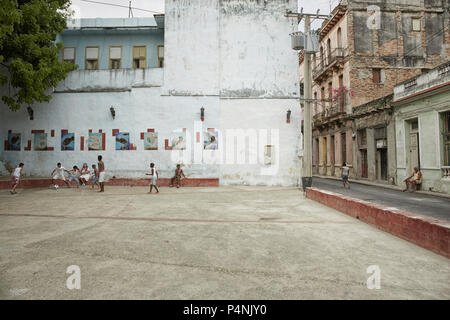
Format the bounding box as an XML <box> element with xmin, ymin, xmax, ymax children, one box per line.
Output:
<box><xmin>286</xmin><ymin>10</ymin><xmax>329</xmax><ymax>191</ymax></box>
<box><xmin>302</xmin><ymin>15</ymin><xmax>312</xmax><ymax>191</ymax></box>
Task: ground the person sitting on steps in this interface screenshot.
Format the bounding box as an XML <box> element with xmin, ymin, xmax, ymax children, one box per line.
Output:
<box><xmin>170</xmin><ymin>164</ymin><xmax>186</xmax><ymax>188</ymax></box>
<box><xmin>403</xmin><ymin>166</ymin><xmax>422</xmax><ymax>192</ymax></box>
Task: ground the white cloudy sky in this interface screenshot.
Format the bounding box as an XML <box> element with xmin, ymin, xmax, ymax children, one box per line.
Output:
<box><xmin>70</xmin><ymin>0</ymin><xmax>338</xmax><ymax>29</ymax></box>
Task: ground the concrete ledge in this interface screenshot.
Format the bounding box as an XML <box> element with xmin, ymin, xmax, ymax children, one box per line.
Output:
<box><xmin>306</xmin><ymin>187</ymin><xmax>450</xmax><ymax>259</ymax></box>
<box><xmin>0</xmin><ymin>178</ymin><xmax>219</xmax><ymax>189</ymax></box>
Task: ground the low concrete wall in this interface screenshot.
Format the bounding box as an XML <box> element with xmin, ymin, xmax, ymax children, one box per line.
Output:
<box><xmin>306</xmin><ymin>187</ymin><xmax>450</xmax><ymax>259</ymax></box>
<box><xmin>0</xmin><ymin>178</ymin><xmax>219</xmax><ymax>189</ymax></box>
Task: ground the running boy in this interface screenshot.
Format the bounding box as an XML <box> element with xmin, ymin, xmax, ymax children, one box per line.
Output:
<box><xmin>10</xmin><ymin>163</ymin><xmax>24</xmax><ymax>194</ymax></box>
<box><xmin>342</xmin><ymin>162</ymin><xmax>350</xmax><ymax>189</ymax></box>
<box><xmin>146</xmin><ymin>162</ymin><xmax>159</xmax><ymax>194</ymax></box>
<box><xmin>51</xmin><ymin>163</ymin><xmax>70</xmax><ymax>188</ymax></box>
<box><xmin>98</xmin><ymin>155</ymin><xmax>105</xmax><ymax>192</ymax></box>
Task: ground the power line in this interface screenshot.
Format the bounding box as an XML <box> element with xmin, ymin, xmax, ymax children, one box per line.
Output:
<box><xmin>78</xmin><ymin>0</ymin><xmax>164</xmax><ymax>15</ymax></box>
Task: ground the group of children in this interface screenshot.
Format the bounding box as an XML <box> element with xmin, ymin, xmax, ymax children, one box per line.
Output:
<box><xmin>9</xmin><ymin>156</ymin><xmax>186</xmax><ymax>195</ymax></box>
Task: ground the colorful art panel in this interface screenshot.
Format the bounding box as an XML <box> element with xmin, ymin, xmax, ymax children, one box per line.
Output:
<box><xmin>116</xmin><ymin>132</ymin><xmax>130</xmax><ymax>150</ymax></box>
<box><xmin>33</xmin><ymin>132</ymin><xmax>47</xmax><ymax>151</ymax></box>
<box><xmin>88</xmin><ymin>132</ymin><xmax>103</xmax><ymax>151</ymax></box>
<box><xmin>144</xmin><ymin>132</ymin><xmax>158</xmax><ymax>150</ymax></box>
<box><xmin>61</xmin><ymin>132</ymin><xmax>75</xmax><ymax>151</ymax></box>
<box><xmin>204</xmin><ymin>131</ymin><xmax>218</xmax><ymax>150</ymax></box>
<box><xmin>8</xmin><ymin>133</ymin><xmax>21</xmax><ymax>151</ymax></box>
<box><xmin>171</xmin><ymin>132</ymin><xmax>186</xmax><ymax>150</ymax></box>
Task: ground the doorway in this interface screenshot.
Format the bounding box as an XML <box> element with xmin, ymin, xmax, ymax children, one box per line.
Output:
<box><xmin>408</xmin><ymin>119</ymin><xmax>420</xmax><ymax>172</ymax></box>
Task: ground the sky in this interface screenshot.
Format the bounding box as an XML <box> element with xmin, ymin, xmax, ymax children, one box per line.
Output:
<box><xmin>70</xmin><ymin>0</ymin><xmax>338</xmax><ymax>30</ymax></box>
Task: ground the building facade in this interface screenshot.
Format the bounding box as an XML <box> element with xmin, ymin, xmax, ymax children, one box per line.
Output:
<box><xmin>393</xmin><ymin>61</ymin><xmax>450</xmax><ymax>194</ymax></box>
<box><xmin>300</xmin><ymin>0</ymin><xmax>450</xmax><ymax>183</ymax></box>
<box><xmin>0</xmin><ymin>0</ymin><xmax>302</xmax><ymax>186</ymax></box>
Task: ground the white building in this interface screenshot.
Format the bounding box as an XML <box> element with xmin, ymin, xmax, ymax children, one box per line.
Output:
<box><xmin>0</xmin><ymin>0</ymin><xmax>301</xmax><ymax>186</ymax></box>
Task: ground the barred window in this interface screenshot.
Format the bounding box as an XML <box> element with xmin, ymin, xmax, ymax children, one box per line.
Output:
<box><xmin>443</xmin><ymin>111</ymin><xmax>450</xmax><ymax>166</ymax></box>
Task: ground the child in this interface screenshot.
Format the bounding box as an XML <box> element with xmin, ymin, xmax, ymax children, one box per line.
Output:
<box><xmin>170</xmin><ymin>164</ymin><xmax>186</xmax><ymax>188</ymax></box>
<box><xmin>10</xmin><ymin>163</ymin><xmax>24</xmax><ymax>195</ymax></box>
<box><xmin>51</xmin><ymin>163</ymin><xmax>70</xmax><ymax>188</ymax></box>
<box><xmin>98</xmin><ymin>155</ymin><xmax>105</xmax><ymax>192</ymax></box>
<box><xmin>146</xmin><ymin>162</ymin><xmax>159</xmax><ymax>194</ymax></box>
<box><xmin>91</xmin><ymin>164</ymin><xmax>99</xmax><ymax>189</ymax></box>
<box><xmin>68</xmin><ymin>166</ymin><xmax>81</xmax><ymax>188</ymax></box>
<box><xmin>79</xmin><ymin>163</ymin><xmax>90</xmax><ymax>186</ymax></box>
<box><xmin>342</xmin><ymin>162</ymin><xmax>350</xmax><ymax>189</ymax></box>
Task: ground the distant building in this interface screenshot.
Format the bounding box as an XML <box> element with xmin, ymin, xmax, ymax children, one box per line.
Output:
<box><xmin>0</xmin><ymin>0</ymin><xmax>301</xmax><ymax>186</ymax></box>
<box><xmin>299</xmin><ymin>0</ymin><xmax>450</xmax><ymax>183</ymax></box>
<box><xmin>393</xmin><ymin>61</ymin><xmax>450</xmax><ymax>194</ymax></box>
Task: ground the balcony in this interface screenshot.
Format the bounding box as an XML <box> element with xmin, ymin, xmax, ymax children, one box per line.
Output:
<box><xmin>313</xmin><ymin>96</ymin><xmax>347</xmax><ymax>128</ymax></box>
<box><xmin>55</xmin><ymin>67</ymin><xmax>164</xmax><ymax>93</ymax></box>
<box><xmin>312</xmin><ymin>47</ymin><xmax>348</xmax><ymax>81</ymax></box>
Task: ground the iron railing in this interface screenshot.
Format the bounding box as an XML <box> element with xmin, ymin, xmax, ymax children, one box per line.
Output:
<box><xmin>312</xmin><ymin>47</ymin><xmax>348</xmax><ymax>79</ymax></box>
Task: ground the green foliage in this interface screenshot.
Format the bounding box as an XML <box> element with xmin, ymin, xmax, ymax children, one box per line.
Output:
<box><xmin>0</xmin><ymin>0</ymin><xmax>77</xmax><ymax>111</ymax></box>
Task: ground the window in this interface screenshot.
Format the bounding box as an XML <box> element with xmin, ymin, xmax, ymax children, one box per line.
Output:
<box><xmin>358</xmin><ymin>129</ymin><xmax>367</xmax><ymax>147</ymax></box>
<box><xmin>300</xmin><ymin>82</ymin><xmax>304</xmax><ymax>96</ymax></box>
<box><xmin>412</xmin><ymin>18</ymin><xmax>421</xmax><ymax>32</ymax></box>
<box><xmin>85</xmin><ymin>47</ymin><xmax>99</xmax><ymax>70</ymax></box>
<box><xmin>109</xmin><ymin>46</ymin><xmax>122</xmax><ymax>69</ymax></box>
<box><xmin>411</xmin><ymin>119</ymin><xmax>419</xmax><ymax>131</ymax></box>
<box><xmin>264</xmin><ymin>145</ymin><xmax>274</xmax><ymax>165</ymax></box>
<box><xmin>321</xmin><ymin>87</ymin><xmax>325</xmax><ymax>111</ymax></box>
<box><xmin>133</xmin><ymin>46</ymin><xmax>147</xmax><ymax>69</ymax></box>
<box><xmin>63</xmin><ymin>47</ymin><xmax>75</xmax><ymax>63</ymax></box>
<box><xmin>313</xmin><ymin>92</ymin><xmax>318</xmax><ymax>114</ymax></box>
<box><xmin>442</xmin><ymin>112</ymin><xmax>450</xmax><ymax>166</ymax></box>
<box><xmin>373</xmin><ymin>68</ymin><xmax>381</xmax><ymax>83</ymax></box>
<box><xmin>157</xmin><ymin>45</ymin><xmax>164</xmax><ymax>68</ymax></box>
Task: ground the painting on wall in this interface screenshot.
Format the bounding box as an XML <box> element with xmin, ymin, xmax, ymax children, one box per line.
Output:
<box><xmin>88</xmin><ymin>132</ymin><xmax>103</xmax><ymax>151</ymax></box>
<box><xmin>171</xmin><ymin>132</ymin><xmax>186</xmax><ymax>150</ymax></box>
<box><xmin>115</xmin><ymin>132</ymin><xmax>130</xmax><ymax>150</ymax></box>
<box><xmin>144</xmin><ymin>132</ymin><xmax>158</xmax><ymax>150</ymax></box>
<box><xmin>204</xmin><ymin>131</ymin><xmax>218</xmax><ymax>150</ymax></box>
<box><xmin>7</xmin><ymin>133</ymin><xmax>21</xmax><ymax>151</ymax></box>
<box><xmin>33</xmin><ymin>132</ymin><xmax>47</xmax><ymax>151</ymax></box>
<box><xmin>61</xmin><ymin>132</ymin><xmax>75</xmax><ymax>151</ymax></box>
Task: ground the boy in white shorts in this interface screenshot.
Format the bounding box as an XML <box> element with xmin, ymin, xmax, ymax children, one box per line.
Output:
<box><xmin>10</xmin><ymin>163</ymin><xmax>24</xmax><ymax>194</ymax></box>
<box><xmin>98</xmin><ymin>155</ymin><xmax>105</xmax><ymax>192</ymax></box>
<box><xmin>146</xmin><ymin>162</ymin><xmax>159</xmax><ymax>194</ymax></box>
<box><xmin>51</xmin><ymin>162</ymin><xmax>70</xmax><ymax>188</ymax></box>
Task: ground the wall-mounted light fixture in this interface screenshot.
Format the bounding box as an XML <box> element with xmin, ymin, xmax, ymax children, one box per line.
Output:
<box><xmin>27</xmin><ymin>106</ymin><xmax>34</xmax><ymax>120</ymax></box>
<box><xmin>286</xmin><ymin>109</ymin><xmax>291</xmax><ymax>124</ymax></box>
<box><xmin>110</xmin><ymin>106</ymin><xmax>116</xmax><ymax>119</ymax></box>
<box><xmin>200</xmin><ymin>107</ymin><xmax>205</xmax><ymax>121</ymax></box>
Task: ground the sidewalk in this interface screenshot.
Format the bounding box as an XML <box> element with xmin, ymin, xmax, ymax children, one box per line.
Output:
<box><xmin>313</xmin><ymin>174</ymin><xmax>450</xmax><ymax>200</ymax></box>
<box><xmin>312</xmin><ymin>176</ymin><xmax>450</xmax><ymax>222</ymax></box>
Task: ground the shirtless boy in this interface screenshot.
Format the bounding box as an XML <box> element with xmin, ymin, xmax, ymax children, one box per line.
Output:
<box><xmin>170</xmin><ymin>164</ymin><xmax>186</xmax><ymax>188</ymax></box>
<box><xmin>98</xmin><ymin>155</ymin><xmax>105</xmax><ymax>192</ymax></box>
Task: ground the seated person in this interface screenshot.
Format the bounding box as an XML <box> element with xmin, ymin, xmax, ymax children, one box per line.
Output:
<box><xmin>170</xmin><ymin>164</ymin><xmax>186</xmax><ymax>188</ymax></box>
<box><xmin>403</xmin><ymin>166</ymin><xmax>422</xmax><ymax>192</ymax></box>
<box><xmin>79</xmin><ymin>163</ymin><xmax>90</xmax><ymax>186</ymax></box>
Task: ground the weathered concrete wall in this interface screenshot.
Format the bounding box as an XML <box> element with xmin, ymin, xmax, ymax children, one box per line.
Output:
<box><xmin>394</xmin><ymin>89</ymin><xmax>450</xmax><ymax>194</ymax></box>
<box><xmin>0</xmin><ymin>0</ymin><xmax>301</xmax><ymax>187</ymax></box>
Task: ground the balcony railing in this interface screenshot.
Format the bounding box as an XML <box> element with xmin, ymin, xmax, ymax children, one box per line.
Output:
<box><xmin>312</xmin><ymin>47</ymin><xmax>348</xmax><ymax>79</ymax></box>
<box><xmin>313</xmin><ymin>95</ymin><xmax>347</xmax><ymax>125</ymax></box>
<box><xmin>442</xmin><ymin>166</ymin><xmax>450</xmax><ymax>179</ymax></box>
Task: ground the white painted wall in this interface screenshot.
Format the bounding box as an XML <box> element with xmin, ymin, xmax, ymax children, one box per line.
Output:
<box><xmin>0</xmin><ymin>0</ymin><xmax>301</xmax><ymax>186</ymax></box>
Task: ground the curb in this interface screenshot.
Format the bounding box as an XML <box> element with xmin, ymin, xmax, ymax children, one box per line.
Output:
<box><xmin>306</xmin><ymin>187</ymin><xmax>450</xmax><ymax>259</ymax></box>
<box><xmin>0</xmin><ymin>178</ymin><xmax>219</xmax><ymax>189</ymax></box>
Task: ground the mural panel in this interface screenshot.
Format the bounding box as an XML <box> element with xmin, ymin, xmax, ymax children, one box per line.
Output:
<box><xmin>144</xmin><ymin>132</ymin><xmax>158</xmax><ymax>150</ymax></box>
<box><xmin>8</xmin><ymin>133</ymin><xmax>21</xmax><ymax>151</ymax></box>
<box><xmin>61</xmin><ymin>132</ymin><xmax>75</xmax><ymax>151</ymax></box>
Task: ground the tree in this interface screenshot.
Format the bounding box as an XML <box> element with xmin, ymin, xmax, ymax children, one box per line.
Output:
<box><xmin>0</xmin><ymin>0</ymin><xmax>77</xmax><ymax>111</ymax></box>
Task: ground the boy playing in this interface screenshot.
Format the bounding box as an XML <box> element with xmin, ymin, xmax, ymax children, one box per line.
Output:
<box><xmin>146</xmin><ymin>162</ymin><xmax>159</xmax><ymax>194</ymax></box>
<box><xmin>51</xmin><ymin>163</ymin><xmax>70</xmax><ymax>188</ymax></box>
<box><xmin>98</xmin><ymin>155</ymin><xmax>105</xmax><ymax>192</ymax></box>
<box><xmin>170</xmin><ymin>164</ymin><xmax>186</xmax><ymax>188</ymax></box>
<box><xmin>91</xmin><ymin>164</ymin><xmax>99</xmax><ymax>189</ymax></box>
<box><xmin>10</xmin><ymin>163</ymin><xmax>24</xmax><ymax>194</ymax></box>
<box><xmin>67</xmin><ymin>166</ymin><xmax>81</xmax><ymax>188</ymax></box>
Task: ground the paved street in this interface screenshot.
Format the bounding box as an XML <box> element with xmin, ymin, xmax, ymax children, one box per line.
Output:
<box><xmin>0</xmin><ymin>186</ymin><xmax>449</xmax><ymax>299</ymax></box>
<box><xmin>313</xmin><ymin>177</ymin><xmax>450</xmax><ymax>222</ymax></box>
